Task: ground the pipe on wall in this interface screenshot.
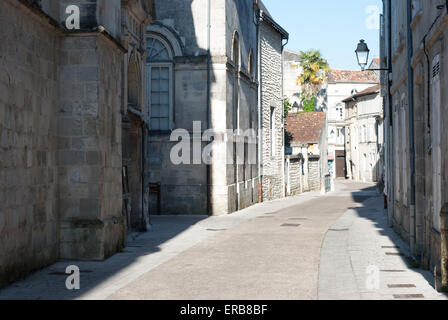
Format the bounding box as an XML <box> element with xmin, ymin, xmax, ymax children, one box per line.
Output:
<box><xmin>206</xmin><ymin>0</ymin><xmax>211</xmax><ymax>215</ymax></box>
<box><xmin>407</xmin><ymin>0</ymin><xmax>416</xmax><ymax>257</ymax></box>
<box><xmin>255</xmin><ymin>9</ymin><xmax>263</xmax><ymax>203</ymax></box>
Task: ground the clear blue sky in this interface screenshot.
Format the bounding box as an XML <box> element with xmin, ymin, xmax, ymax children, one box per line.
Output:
<box><xmin>263</xmin><ymin>0</ymin><xmax>382</xmax><ymax>70</ymax></box>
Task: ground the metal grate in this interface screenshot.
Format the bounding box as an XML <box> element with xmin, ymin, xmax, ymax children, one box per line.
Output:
<box><xmin>388</xmin><ymin>284</ymin><xmax>416</xmax><ymax>288</ymax></box>
<box><xmin>393</xmin><ymin>294</ymin><xmax>424</xmax><ymax>299</ymax></box>
<box><xmin>281</xmin><ymin>224</ymin><xmax>301</xmax><ymax>227</ymax></box>
<box><xmin>433</xmin><ymin>61</ymin><xmax>440</xmax><ymax>78</ymax></box>
<box><xmin>386</xmin><ymin>252</ymin><xmax>406</xmax><ymax>256</ymax></box>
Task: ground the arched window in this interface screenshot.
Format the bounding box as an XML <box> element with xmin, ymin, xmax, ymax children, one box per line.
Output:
<box><xmin>146</xmin><ymin>34</ymin><xmax>173</xmax><ymax>131</ymax></box>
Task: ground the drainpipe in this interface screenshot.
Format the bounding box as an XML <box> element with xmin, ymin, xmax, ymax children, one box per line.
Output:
<box><xmin>281</xmin><ymin>37</ymin><xmax>288</xmax><ymax>198</ymax></box>
<box><xmin>255</xmin><ymin>9</ymin><xmax>263</xmax><ymax>202</ymax></box>
<box><xmin>386</xmin><ymin>0</ymin><xmax>394</xmax><ymax>227</ymax></box>
<box><xmin>407</xmin><ymin>0</ymin><xmax>416</xmax><ymax>257</ymax></box>
<box><xmin>206</xmin><ymin>0</ymin><xmax>211</xmax><ymax>215</ymax></box>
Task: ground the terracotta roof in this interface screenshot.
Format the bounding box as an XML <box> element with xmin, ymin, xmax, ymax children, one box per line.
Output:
<box><xmin>326</xmin><ymin>69</ymin><xmax>378</xmax><ymax>83</ymax></box>
<box><xmin>286</xmin><ymin>112</ymin><xmax>326</xmax><ymax>144</ymax></box>
<box><xmin>342</xmin><ymin>84</ymin><xmax>381</xmax><ymax>102</ymax></box>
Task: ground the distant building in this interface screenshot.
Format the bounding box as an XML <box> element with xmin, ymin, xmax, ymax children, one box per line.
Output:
<box><xmin>325</xmin><ymin>70</ymin><xmax>378</xmax><ymax>179</ymax></box>
<box><xmin>285</xmin><ymin>112</ymin><xmax>328</xmax><ymax>194</ymax></box>
<box><xmin>283</xmin><ymin>49</ymin><xmax>303</xmax><ymax>113</ymax></box>
<box><xmin>343</xmin><ymin>85</ymin><xmax>384</xmax><ymax>183</ymax></box>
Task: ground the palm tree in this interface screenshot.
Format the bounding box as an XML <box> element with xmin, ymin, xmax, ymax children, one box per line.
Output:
<box><xmin>297</xmin><ymin>50</ymin><xmax>329</xmax><ymax>111</ymax></box>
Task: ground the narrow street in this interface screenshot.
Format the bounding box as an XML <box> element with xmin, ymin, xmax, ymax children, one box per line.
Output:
<box><xmin>1</xmin><ymin>181</ymin><xmax>444</xmax><ymax>300</ymax></box>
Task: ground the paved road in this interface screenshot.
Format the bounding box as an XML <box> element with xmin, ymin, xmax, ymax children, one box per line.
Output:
<box><xmin>2</xmin><ymin>181</ymin><xmax>443</xmax><ymax>300</ymax></box>
<box><xmin>109</xmin><ymin>182</ymin><xmax>374</xmax><ymax>300</ymax></box>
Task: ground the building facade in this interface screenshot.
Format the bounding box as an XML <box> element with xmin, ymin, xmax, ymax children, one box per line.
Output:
<box><xmin>381</xmin><ymin>0</ymin><xmax>448</xmax><ymax>291</ymax></box>
<box><xmin>147</xmin><ymin>0</ymin><xmax>287</xmax><ymax>214</ymax></box>
<box><xmin>0</xmin><ymin>0</ymin><xmax>154</xmax><ymax>287</ymax></box>
<box><xmin>343</xmin><ymin>85</ymin><xmax>384</xmax><ymax>183</ymax></box>
<box><xmin>325</xmin><ymin>70</ymin><xmax>378</xmax><ymax>179</ymax></box>
<box><xmin>285</xmin><ymin>112</ymin><xmax>328</xmax><ymax>194</ymax></box>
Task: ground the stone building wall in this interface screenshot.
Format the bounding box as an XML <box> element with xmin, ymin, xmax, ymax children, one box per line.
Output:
<box><xmin>0</xmin><ymin>0</ymin><xmax>60</xmax><ymax>286</ymax></box>
<box><xmin>260</xmin><ymin>21</ymin><xmax>284</xmax><ymax>201</ymax></box>
<box><xmin>308</xmin><ymin>156</ymin><xmax>321</xmax><ymax>191</ymax></box>
<box><xmin>0</xmin><ymin>0</ymin><xmax>130</xmax><ymax>286</ymax></box>
<box><xmin>382</xmin><ymin>0</ymin><xmax>448</xmax><ymax>284</ymax></box>
<box><xmin>148</xmin><ymin>0</ymin><xmax>260</xmax><ymax>215</ymax></box>
<box><xmin>287</xmin><ymin>157</ymin><xmax>302</xmax><ymax>196</ymax></box>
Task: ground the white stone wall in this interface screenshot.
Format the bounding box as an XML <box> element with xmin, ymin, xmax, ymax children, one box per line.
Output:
<box><xmin>260</xmin><ymin>22</ymin><xmax>284</xmax><ymax>201</ymax></box>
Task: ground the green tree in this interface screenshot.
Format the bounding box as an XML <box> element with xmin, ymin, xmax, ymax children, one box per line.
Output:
<box><xmin>297</xmin><ymin>49</ymin><xmax>329</xmax><ymax>112</ymax></box>
<box><xmin>284</xmin><ymin>96</ymin><xmax>292</xmax><ymax>118</ymax></box>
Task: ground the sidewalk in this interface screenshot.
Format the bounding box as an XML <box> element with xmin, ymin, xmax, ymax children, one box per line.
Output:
<box><xmin>318</xmin><ymin>195</ymin><xmax>448</xmax><ymax>300</ymax></box>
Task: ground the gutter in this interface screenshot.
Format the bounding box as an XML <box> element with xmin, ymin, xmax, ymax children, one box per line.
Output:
<box><xmin>206</xmin><ymin>0</ymin><xmax>211</xmax><ymax>214</ymax></box>
<box><xmin>386</xmin><ymin>0</ymin><xmax>394</xmax><ymax>227</ymax></box>
<box><xmin>281</xmin><ymin>37</ymin><xmax>288</xmax><ymax>198</ymax></box>
<box><xmin>255</xmin><ymin>9</ymin><xmax>263</xmax><ymax>203</ymax></box>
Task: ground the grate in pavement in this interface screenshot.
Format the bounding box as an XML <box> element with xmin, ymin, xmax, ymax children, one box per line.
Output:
<box><xmin>393</xmin><ymin>294</ymin><xmax>424</xmax><ymax>299</ymax></box>
<box><xmin>206</xmin><ymin>228</ymin><xmax>227</xmax><ymax>232</ymax></box>
<box><xmin>388</xmin><ymin>284</ymin><xmax>416</xmax><ymax>288</ymax></box>
<box><xmin>386</xmin><ymin>252</ymin><xmax>406</xmax><ymax>256</ymax></box>
<box><xmin>281</xmin><ymin>223</ymin><xmax>301</xmax><ymax>227</ymax></box>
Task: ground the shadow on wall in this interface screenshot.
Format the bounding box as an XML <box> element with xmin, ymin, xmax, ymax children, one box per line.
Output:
<box><xmin>146</xmin><ymin>0</ymin><xmax>217</xmax><ymax>216</ymax></box>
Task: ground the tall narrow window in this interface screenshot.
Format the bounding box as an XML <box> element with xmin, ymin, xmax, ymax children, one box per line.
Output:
<box><xmin>146</xmin><ymin>35</ymin><xmax>173</xmax><ymax>131</ymax></box>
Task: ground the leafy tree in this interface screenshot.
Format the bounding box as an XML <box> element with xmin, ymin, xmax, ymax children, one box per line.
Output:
<box><xmin>284</xmin><ymin>96</ymin><xmax>292</xmax><ymax>118</ymax></box>
<box><xmin>297</xmin><ymin>49</ymin><xmax>329</xmax><ymax>112</ymax></box>
<box><xmin>302</xmin><ymin>95</ymin><xmax>316</xmax><ymax>113</ymax></box>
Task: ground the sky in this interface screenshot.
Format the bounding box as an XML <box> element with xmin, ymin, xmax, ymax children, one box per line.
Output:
<box><xmin>262</xmin><ymin>0</ymin><xmax>382</xmax><ymax>70</ymax></box>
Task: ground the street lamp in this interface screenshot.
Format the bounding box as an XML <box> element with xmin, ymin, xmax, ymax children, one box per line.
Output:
<box><xmin>355</xmin><ymin>40</ymin><xmax>370</xmax><ymax>71</ymax></box>
<box><xmin>355</xmin><ymin>39</ymin><xmax>390</xmax><ymax>72</ymax></box>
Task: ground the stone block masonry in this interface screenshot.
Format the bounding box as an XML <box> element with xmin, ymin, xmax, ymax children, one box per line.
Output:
<box><xmin>260</xmin><ymin>22</ymin><xmax>284</xmax><ymax>201</ymax></box>
<box><xmin>0</xmin><ymin>0</ymin><xmax>126</xmax><ymax>286</ymax></box>
<box><xmin>58</xmin><ymin>34</ymin><xmax>125</xmax><ymax>261</ymax></box>
<box><xmin>0</xmin><ymin>0</ymin><xmax>60</xmax><ymax>286</ymax></box>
